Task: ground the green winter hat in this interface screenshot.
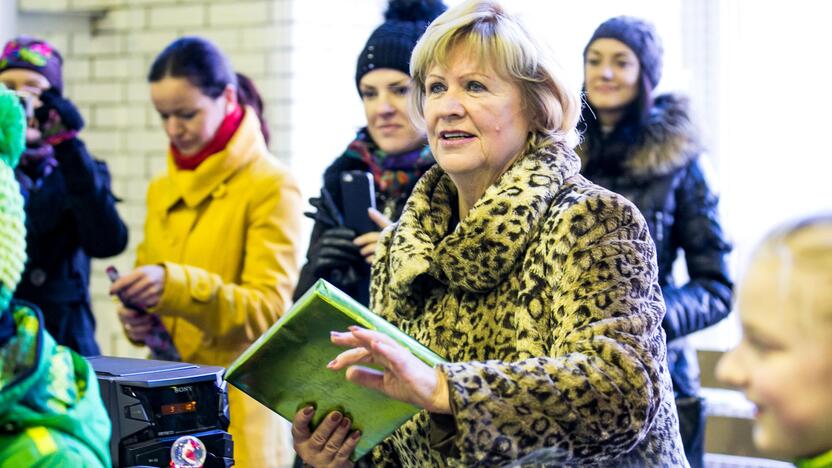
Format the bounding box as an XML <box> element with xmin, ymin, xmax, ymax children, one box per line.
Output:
<box><xmin>0</xmin><ymin>84</ymin><xmax>27</xmax><ymax>312</ymax></box>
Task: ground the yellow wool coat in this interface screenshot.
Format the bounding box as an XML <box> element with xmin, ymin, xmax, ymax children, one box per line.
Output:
<box><xmin>137</xmin><ymin>109</ymin><xmax>301</xmax><ymax>467</ymax></box>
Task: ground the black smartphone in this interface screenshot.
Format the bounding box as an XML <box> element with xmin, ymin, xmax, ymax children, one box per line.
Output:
<box><xmin>340</xmin><ymin>170</ymin><xmax>377</xmax><ymax>235</ymax></box>
<box><xmin>106</xmin><ymin>265</ymin><xmax>147</xmax><ymax>315</ymax></box>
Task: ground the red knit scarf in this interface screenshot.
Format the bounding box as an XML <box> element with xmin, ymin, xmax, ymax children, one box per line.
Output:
<box><xmin>171</xmin><ymin>106</ymin><xmax>245</xmax><ymax>170</ymax></box>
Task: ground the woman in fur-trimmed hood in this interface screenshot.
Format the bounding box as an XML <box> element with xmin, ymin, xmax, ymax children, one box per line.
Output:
<box><xmin>579</xmin><ymin>16</ymin><xmax>733</xmax><ymax>468</ymax></box>
<box><xmin>291</xmin><ymin>2</ymin><xmax>687</xmax><ymax>466</ymax></box>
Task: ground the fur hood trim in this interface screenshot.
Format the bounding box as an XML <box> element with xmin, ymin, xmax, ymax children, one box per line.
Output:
<box><xmin>577</xmin><ymin>93</ymin><xmax>702</xmax><ymax>177</ymax></box>
<box><xmin>624</xmin><ymin>93</ymin><xmax>702</xmax><ymax>176</ymax></box>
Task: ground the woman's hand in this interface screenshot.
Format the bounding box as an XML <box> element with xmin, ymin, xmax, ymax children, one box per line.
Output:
<box><xmin>292</xmin><ymin>407</ymin><xmax>360</xmax><ymax>468</ymax></box>
<box><xmin>117</xmin><ymin>306</ymin><xmax>155</xmax><ymax>343</ymax></box>
<box><xmin>109</xmin><ymin>265</ymin><xmax>166</xmax><ymax>310</ymax></box>
<box><xmin>35</xmin><ymin>88</ymin><xmax>84</xmax><ymax>146</ymax></box>
<box><xmin>353</xmin><ymin>208</ymin><xmax>392</xmax><ymax>264</ymax></box>
<box><xmin>329</xmin><ymin>327</ymin><xmax>451</xmax><ymax>414</ymax></box>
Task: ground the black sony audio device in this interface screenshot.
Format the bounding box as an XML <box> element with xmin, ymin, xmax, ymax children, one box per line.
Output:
<box><xmin>89</xmin><ymin>356</ymin><xmax>233</xmax><ymax>467</ymax></box>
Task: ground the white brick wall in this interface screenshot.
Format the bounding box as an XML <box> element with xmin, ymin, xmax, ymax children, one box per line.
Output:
<box><xmin>72</xmin><ymin>33</ymin><xmax>122</xmax><ymax>56</ymax></box>
<box><xmin>93</xmin><ymin>104</ymin><xmax>130</xmax><ymax>128</ymax></box>
<box><xmin>229</xmin><ymin>51</ymin><xmax>267</xmax><ymax>77</ymax></box>
<box><xmin>123</xmin><ymin>30</ymin><xmax>178</xmax><ymax>54</ymax></box>
<box><xmin>19</xmin><ymin>0</ymin><xmax>70</xmax><ymax>11</ymax></box>
<box><xmin>187</xmin><ymin>28</ymin><xmax>240</xmax><ymax>50</ymax></box>
<box><xmin>124</xmin><ymin>81</ymin><xmax>150</xmax><ymax>103</ymax></box>
<box><xmin>62</xmin><ymin>58</ymin><xmax>92</xmax><ymax>80</ymax></box>
<box><xmin>96</xmin><ymin>7</ymin><xmax>147</xmax><ymax>31</ymax></box>
<box><xmin>92</xmin><ymin>57</ymin><xmax>132</xmax><ymax>79</ymax></box>
<box><xmin>16</xmin><ymin>0</ymin><xmax>293</xmax><ymax>359</ymax></box>
<box><xmin>149</xmin><ymin>5</ymin><xmax>205</xmax><ymax>29</ymax></box>
<box><xmin>73</xmin><ymin>82</ymin><xmax>123</xmax><ymax>103</ymax></box>
<box><xmin>208</xmin><ymin>1</ymin><xmax>271</xmax><ymax>27</ymax></box>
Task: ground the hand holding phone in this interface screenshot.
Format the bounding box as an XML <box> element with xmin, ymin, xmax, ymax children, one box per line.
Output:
<box><xmin>107</xmin><ymin>265</ymin><xmax>181</xmax><ymax>361</ymax></box>
<box><xmin>107</xmin><ymin>264</ymin><xmax>166</xmax><ymax>310</ymax></box>
<box><xmin>106</xmin><ymin>266</ymin><xmax>146</xmax><ymax>315</ymax></box>
<box><xmin>340</xmin><ymin>170</ymin><xmax>377</xmax><ymax>236</ymax></box>
<box><xmin>353</xmin><ymin>208</ymin><xmax>393</xmax><ymax>265</ymax></box>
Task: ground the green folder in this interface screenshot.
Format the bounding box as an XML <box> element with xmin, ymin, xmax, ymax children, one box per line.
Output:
<box><xmin>225</xmin><ymin>279</ymin><xmax>446</xmax><ymax>461</ymax></box>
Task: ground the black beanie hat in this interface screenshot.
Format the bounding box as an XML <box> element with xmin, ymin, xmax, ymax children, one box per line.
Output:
<box><xmin>584</xmin><ymin>16</ymin><xmax>663</xmax><ymax>89</ymax></box>
<box><xmin>355</xmin><ymin>0</ymin><xmax>446</xmax><ymax>93</ymax></box>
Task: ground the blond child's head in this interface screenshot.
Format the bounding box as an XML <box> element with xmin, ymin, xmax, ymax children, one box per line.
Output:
<box><xmin>717</xmin><ymin>214</ymin><xmax>832</xmax><ymax>459</ymax></box>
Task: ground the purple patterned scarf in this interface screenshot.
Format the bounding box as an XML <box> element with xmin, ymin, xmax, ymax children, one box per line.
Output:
<box><xmin>343</xmin><ymin>128</ymin><xmax>434</xmax><ymax>201</ymax></box>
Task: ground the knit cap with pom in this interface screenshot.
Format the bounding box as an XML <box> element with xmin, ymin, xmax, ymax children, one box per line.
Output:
<box><xmin>355</xmin><ymin>0</ymin><xmax>447</xmax><ymax>92</ymax></box>
<box><xmin>0</xmin><ymin>84</ymin><xmax>27</xmax><ymax>312</ymax></box>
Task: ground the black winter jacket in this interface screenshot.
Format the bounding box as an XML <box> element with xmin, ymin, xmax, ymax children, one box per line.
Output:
<box><xmin>14</xmin><ymin>138</ymin><xmax>128</xmax><ymax>356</ymax></box>
<box><xmin>294</xmin><ymin>151</ymin><xmax>423</xmax><ymax>306</ymax></box>
<box><xmin>577</xmin><ymin>94</ymin><xmax>733</xmax><ymax>397</ymax></box>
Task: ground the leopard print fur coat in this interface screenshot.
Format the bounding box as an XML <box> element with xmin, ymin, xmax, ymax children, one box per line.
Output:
<box><xmin>368</xmin><ymin>142</ymin><xmax>688</xmax><ymax>467</ymax></box>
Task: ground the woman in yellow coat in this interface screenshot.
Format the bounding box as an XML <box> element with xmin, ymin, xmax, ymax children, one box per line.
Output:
<box><xmin>111</xmin><ymin>37</ymin><xmax>302</xmax><ymax>467</ymax></box>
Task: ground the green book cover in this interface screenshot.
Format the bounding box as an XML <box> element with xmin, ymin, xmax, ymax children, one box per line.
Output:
<box><xmin>225</xmin><ymin>279</ymin><xmax>446</xmax><ymax>461</ymax></box>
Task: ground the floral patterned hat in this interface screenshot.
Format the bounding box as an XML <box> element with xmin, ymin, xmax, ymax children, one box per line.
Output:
<box><xmin>0</xmin><ymin>36</ymin><xmax>64</xmax><ymax>93</ymax></box>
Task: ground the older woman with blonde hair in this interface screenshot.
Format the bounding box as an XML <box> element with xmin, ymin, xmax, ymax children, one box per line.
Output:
<box><xmin>291</xmin><ymin>1</ymin><xmax>687</xmax><ymax>466</ymax></box>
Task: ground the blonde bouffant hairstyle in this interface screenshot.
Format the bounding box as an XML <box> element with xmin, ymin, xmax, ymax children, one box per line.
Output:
<box><xmin>409</xmin><ymin>0</ymin><xmax>580</xmax><ymax>152</ymax></box>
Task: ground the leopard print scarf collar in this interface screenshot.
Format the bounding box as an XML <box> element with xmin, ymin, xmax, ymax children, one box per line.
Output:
<box><xmin>386</xmin><ymin>142</ymin><xmax>580</xmax><ymax>296</ymax></box>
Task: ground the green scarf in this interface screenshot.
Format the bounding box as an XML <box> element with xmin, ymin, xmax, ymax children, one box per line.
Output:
<box><xmin>0</xmin><ymin>303</ymin><xmax>111</xmax><ymax>467</ymax></box>
<box><xmin>798</xmin><ymin>450</ymin><xmax>832</xmax><ymax>468</ymax></box>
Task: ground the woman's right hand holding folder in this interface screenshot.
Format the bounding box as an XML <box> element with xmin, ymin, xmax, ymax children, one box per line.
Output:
<box><xmin>292</xmin><ymin>406</ymin><xmax>360</xmax><ymax>467</ymax></box>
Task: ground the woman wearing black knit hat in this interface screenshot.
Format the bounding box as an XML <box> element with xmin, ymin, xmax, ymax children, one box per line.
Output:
<box><xmin>578</xmin><ymin>16</ymin><xmax>733</xmax><ymax>468</ymax></box>
<box><xmin>292</xmin><ymin>0</ymin><xmax>446</xmax><ymax>308</ymax></box>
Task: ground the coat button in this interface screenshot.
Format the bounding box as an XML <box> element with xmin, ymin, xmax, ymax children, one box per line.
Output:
<box><xmin>211</xmin><ymin>184</ymin><xmax>227</xmax><ymax>198</ymax></box>
<box><xmin>191</xmin><ymin>281</ymin><xmax>212</xmax><ymax>302</ymax></box>
<box><xmin>30</xmin><ymin>268</ymin><xmax>47</xmax><ymax>286</ymax></box>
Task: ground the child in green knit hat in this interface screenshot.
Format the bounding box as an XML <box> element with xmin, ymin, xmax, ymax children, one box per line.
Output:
<box><xmin>0</xmin><ymin>84</ymin><xmax>111</xmax><ymax>467</ymax></box>
<box><xmin>0</xmin><ymin>84</ymin><xmax>27</xmax><ymax>312</ymax></box>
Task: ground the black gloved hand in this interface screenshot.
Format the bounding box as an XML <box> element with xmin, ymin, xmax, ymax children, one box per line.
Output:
<box><xmin>303</xmin><ymin>188</ymin><xmax>343</xmax><ymax>229</ymax></box>
<box><xmin>35</xmin><ymin>88</ymin><xmax>84</xmax><ymax>145</ymax></box>
<box><xmin>312</xmin><ymin>226</ymin><xmax>363</xmax><ymax>277</ymax></box>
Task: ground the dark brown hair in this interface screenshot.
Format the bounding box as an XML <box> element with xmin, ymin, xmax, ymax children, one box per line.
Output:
<box><xmin>235</xmin><ymin>72</ymin><xmax>270</xmax><ymax>146</ymax></box>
